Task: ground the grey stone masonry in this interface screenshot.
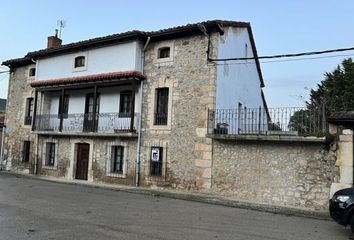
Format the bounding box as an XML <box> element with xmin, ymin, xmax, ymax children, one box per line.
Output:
<box><xmin>211</xmin><ymin>140</ymin><xmax>338</xmax><ymax>210</ymax></box>
<box><xmin>3</xmin><ymin>64</ymin><xmax>36</xmax><ymax>173</ymax></box>
<box><xmin>140</xmin><ymin>33</ymin><xmax>218</xmax><ymax>190</ymax></box>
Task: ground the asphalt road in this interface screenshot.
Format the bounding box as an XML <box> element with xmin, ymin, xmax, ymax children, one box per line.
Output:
<box><xmin>0</xmin><ymin>173</ymin><xmax>352</xmax><ymax>240</ymax></box>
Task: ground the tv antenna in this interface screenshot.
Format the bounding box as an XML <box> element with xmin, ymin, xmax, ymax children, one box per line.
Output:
<box><xmin>56</xmin><ymin>20</ymin><xmax>66</xmax><ymax>38</ymax></box>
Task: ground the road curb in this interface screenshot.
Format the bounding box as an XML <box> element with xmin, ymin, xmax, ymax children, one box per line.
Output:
<box><xmin>1</xmin><ymin>171</ymin><xmax>330</xmax><ymax>220</ymax></box>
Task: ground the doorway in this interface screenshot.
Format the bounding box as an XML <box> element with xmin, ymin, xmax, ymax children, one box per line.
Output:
<box><xmin>75</xmin><ymin>143</ymin><xmax>90</xmax><ymax>180</ymax></box>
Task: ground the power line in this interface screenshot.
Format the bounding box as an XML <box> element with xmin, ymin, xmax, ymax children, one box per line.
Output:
<box><xmin>213</xmin><ymin>53</ymin><xmax>354</xmax><ymax>66</ymax></box>
<box><xmin>210</xmin><ymin>46</ymin><xmax>354</xmax><ymax>62</ymax></box>
<box><xmin>0</xmin><ymin>71</ymin><xmax>10</xmax><ymax>74</ymax></box>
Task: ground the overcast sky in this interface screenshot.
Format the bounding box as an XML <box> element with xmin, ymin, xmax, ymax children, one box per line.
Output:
<box><xmin>0</xmin><ymin>0</ymin><xmax>353</xmax><ymax>107</ymax></box>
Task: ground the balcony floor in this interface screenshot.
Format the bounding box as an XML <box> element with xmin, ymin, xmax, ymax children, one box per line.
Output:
<box><xmin>34</xmin><ymin>131</ymin><xmax>138</xmax><ymax>138</ymax></box>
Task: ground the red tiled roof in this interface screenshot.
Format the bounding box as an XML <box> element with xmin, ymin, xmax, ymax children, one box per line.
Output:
<box><xmin>30</xmin><ymin>71</ymin><xmax>146</xmax><ymax>88</ymax></box>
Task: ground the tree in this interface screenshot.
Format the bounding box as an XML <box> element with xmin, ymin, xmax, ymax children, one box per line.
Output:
<box><xmin>307</xmin><ymin>58</ymin><xmax>354</xmax><ymax>111</ymax></box>
<box><xmin>289</xmin><ymin>58</ymin><xmax>354</xmax><ymax>134</ymax></box>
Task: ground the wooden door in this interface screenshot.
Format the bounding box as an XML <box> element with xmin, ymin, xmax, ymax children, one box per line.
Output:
<box><xmin>75</xmin><ymin>143</ymin><xmax>90</xmax><ymax>180</ymax></box>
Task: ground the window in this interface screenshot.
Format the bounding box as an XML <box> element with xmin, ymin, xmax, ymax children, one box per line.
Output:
<box><xmin>24</xmin><ymin>98</ymin><xmax>34</xmax><ymax>125</ymax></box>
<box><xmin>111</xmin><ymin>146</ymin><xmax>124</xmax><ymax>173</ymax></box>
<box><xmin>29</xmin><ymin>68</ymin><xmax>36</xmax><ymax>77</ymax></box>
<box><xmin>22</xmin><ymin>141</ymin><xmax>31</xmax><ymax>162</ymax></box>
<box><xmin>154</xmin><ymin>88</ymin><xmax>169</xmax><ymax>125</ymax></box>
<box><xmin>45</xmin><ymin>143</ymin><xmax>56</xmax><ymax>166</ymax></box>
<box><xmin>150</xmin><ymin>147</ymin><xmax>163</xmax><ymax>176</ymax></box>
<box><xmin>74</xmin><ymin>56</ymin><xmax>85</xmax><ymax>68</ymax></box>
<box><xmin>58</xmin><ymin>95</ymin><xmax>69</xmax><ymax>118</ymax></box>
<box><xmin>158</xmin><ymin>47</ymin><xmax>170</xmax><ymax>59</ymax></box>
<box><xmin>119</xmin><ymin>91</ymin><xmax>132</xmax><ymax>117</ymax></box>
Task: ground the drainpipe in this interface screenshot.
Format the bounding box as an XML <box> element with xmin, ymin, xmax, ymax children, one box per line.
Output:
<box><xmin>135</xmin><ymin>36</ymin><xmax>150</xmax><ymax>187</ymax></box>
<box><xmin>0</xmin><ymin>125</ymin><xmax>6</xmax><ymax>171</ymax></box>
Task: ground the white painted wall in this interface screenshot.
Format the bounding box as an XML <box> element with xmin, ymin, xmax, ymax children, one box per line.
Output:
<box><xmin>44</xmin><ymin>86</ymin><xmax>141</xmax><ymax>132</ymax></box>
<box><xmin>36</xmin><ymin>41</ymin><xmax>143</xmax><ymax>80</ymax></box>
<box><xmin>215</xmin><ymin>27</ymin><xmax>266</xmax><ymax>133</ymax></box>
<box><xmin>216</xmin><ymin>26</ymin><xmax>264</xmax><ymax>110</ymax></box>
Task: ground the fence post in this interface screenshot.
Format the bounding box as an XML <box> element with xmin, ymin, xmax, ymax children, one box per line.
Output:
<box><xmin>322</xmin><ymin>102</ymin><xmax>326</xmax><ymax>133</ymax></box>
<box><xmin>258</xmin><ymin>106</ymin><xmax>261</xmax><ymax>134</ymax></box>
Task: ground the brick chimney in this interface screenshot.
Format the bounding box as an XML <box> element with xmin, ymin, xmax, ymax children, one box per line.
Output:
<box><xmin>47</xmin><ymin>29</ymin><xmax>62</xmax><ymax>48</ymax></box>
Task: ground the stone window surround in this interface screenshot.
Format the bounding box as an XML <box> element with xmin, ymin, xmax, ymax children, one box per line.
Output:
<box><xmin>68</xmin><ymin>139</ymin><xmax>94</xmax><ymax>181</ymax></box>
<box><xmin>148</xmin><ymin>78</ymin><xmax>173</xmax><ymax>131</ymax></box>
<box><xmin>41</xmin><ymin>139</ymin><xmax>59</xmax><ymax>170</ymax></box>
<box><xmin>106</xmin><ymin>141</ymin><xmax>129</xmax><ymax>178</ymax></box>
<box><xmin>144</xmin><ymin>141</ymin><xmax>168</xmax><ymax>180</ymax></box>
<box><xmin>26</xmin><ymin>64</ymin><xmax>36</xmax><ymax>82</ymax></box>
<box><xmin>154</xmin><ymin>41</ymin><xmax>174</xmax><ymax>64</ymax></box>
<box><xmin>72</xmin><ymin>53</ymin><xmax>88</xmax><ymax>72</ymax></box>
<box><xmin>23</xmin><ymin>95</ymin><xmax>34</xmax><ymax>128</ymax></box>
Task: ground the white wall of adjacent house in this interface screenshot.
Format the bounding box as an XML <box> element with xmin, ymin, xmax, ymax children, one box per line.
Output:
<box><xmin>36</xmin><ymin>41</ymin><xmax>142</xmax><ymax>80</ymax></box>
<box><xmin>215</xmin><ymin>26</ymin><xmax>266</xmax><ymax>134</ymax></box>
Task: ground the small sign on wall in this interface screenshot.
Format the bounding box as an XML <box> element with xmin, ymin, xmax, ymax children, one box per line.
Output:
<box><xmin>151</xmin><ymin>147</ymin><xmax>160</xmax><ymax>162</ymax></box>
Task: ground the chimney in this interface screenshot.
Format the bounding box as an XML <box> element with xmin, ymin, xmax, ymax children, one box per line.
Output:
<box><xmin>47</xmin><ymin>29</ymin><xmax>62</xmax><ymax>48</ymax></box>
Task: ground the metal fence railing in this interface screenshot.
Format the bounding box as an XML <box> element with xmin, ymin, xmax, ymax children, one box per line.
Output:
<box><xmin>207</xmin><ymin>107</ymin><xmax>327</xmax><ymax>136</ymax></box>
<box><xmin>34</xmin><ymin>112</ymin><xmax>137</xmax><ymax>133</ymax></box>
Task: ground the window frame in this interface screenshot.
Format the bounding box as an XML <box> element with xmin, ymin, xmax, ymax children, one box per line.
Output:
<box><xmin>111</xmin><ymin>146</ymin><xmax>124</xmax><ymax>174</ymax></box>
<box><xmin>58</xmin><ymin>94</ymin><xmax>69</xmax><ymax>119</ymax></box>
<box><xmin>74</xmin><ymin>56</ymin><xmax>86</xmax><ymax>68</ymax></box>
<box><xmin>29</xmin><ymin>68</ymin><xmax>36</xmax><ymax>77</ymax></box>
<box><xmin>24</xmin><ymin>97</ymin><xmax>34</xmax><ymax>125</ymax></box>
<box><xmin>119</xmin><ymin>91</ymin><xmax>132</xmax><ymax>118</ymax></box>
<box><xmin>158</xmin><ymin>47</ymin><xmax>170</xmax><ymax>59</ymax></box>
<box><xmin>150</xmin><ymin>147</ymin><xmax>163</xmax><ymax>177</ymax></box>
<box><xmin>22</xmin><ymin>141</ymin><xmax>31</xmax><ymax>162</ymax></box>
<box><xmin>45</xmin><ymin>142</ymin><xmax>56</xmax><ymax>166</ymax></box>
<box><xmin>154</xmin><ymin>88</ymin><xmax>169</xmax><ymax>125</ymax></box>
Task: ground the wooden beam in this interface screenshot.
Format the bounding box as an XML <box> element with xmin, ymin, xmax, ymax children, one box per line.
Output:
<box><xmin>32</xmin><ymin>90</ymin><xmax>38</xmax><ymax>131</ymax></box>
<box><xmin>92</xmin><ymin>85</ymin><xmax>98</xmax><ymax>132</ymax></box>
<box><xmin>130</xmin><ymin>81</ymin><xmax>137</xmax><ymax>132</ymax></box>
<box><xmin>59</xmin><ymin>89</ymin><xmax>65</xmax><ymax>132</ymax></box>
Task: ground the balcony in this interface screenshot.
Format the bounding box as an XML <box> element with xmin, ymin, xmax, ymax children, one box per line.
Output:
<box><xmin>34</xmin><ymin>112</ymin><xmax>137</xmax><ymax>136</ymax></box>
<box><xmin>207</xmin><ymin>107</ymin><xmax>328</xmax><ymax>141</ymax></box>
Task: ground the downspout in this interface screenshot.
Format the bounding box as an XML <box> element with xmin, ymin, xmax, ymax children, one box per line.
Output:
<box><xmin>135</xmin><ymin>36</ymin><xmax>151</xmax><ymax>187</ymax></box>
<box><xmin>31</xmin><ymin>58</ymin><xmax>39</xmax><ymax>175</ymax></box>
<box><xmin>0</xmin><ymin>125</ymin><xmax>6</xmax><ymax>170</ymax></box>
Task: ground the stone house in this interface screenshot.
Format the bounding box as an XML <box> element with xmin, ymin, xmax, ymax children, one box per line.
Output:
<box><xmin>1</xmin><ymin>20</ymin><xmax>266</xmax><ymax>189</ymax></box>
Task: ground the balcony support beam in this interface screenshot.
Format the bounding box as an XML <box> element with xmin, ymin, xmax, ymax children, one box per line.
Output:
<box><xmin>92</xmin><ymin>85</ymin><xmax>98</xmax><ymax>132</ymax></box>
<box><xmin>32</xmin><ymin>90</ymin><xmax>38</xmax><ymax>131</ymax></box>
<box><xmin>130</xmin><ymin>81</ymin><xmax>137</xmax><ymax>132</ymax></box>
<box><xmin>59</xmin><ymin>88</ymin><xmax>65</xmax><ymax>132</ymax></box>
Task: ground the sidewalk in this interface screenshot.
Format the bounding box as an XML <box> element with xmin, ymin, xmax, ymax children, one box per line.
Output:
<box><xmin>1</xmin><ymin>171</ymin><xmax>330</xmax><ymax>220</ymax></box>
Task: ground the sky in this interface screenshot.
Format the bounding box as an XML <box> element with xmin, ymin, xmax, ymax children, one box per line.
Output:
<box><xmin>0</xmin><ymin>0</ymin><xmax>353</xmax><ymax>107</ymax></box>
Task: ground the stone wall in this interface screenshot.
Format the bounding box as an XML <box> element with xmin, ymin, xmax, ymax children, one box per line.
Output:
<box><xmin>37</xmin><ymin>135</ymin><xmax>137</xmax><ymax>185</ymax></box>
<box><xmin>140</xmin><ymin>33</ymin><xmax>218</xmax><ymax>190</ymax></box>
<box><xmin>2</xmin><ymin>65</ymin><xmax>36</xmax><ymax>173</ymax></box>
<box><xmin>211</xmin><ymin>139</ymin><xmax>338</xmax><ymax>210</ymax></box>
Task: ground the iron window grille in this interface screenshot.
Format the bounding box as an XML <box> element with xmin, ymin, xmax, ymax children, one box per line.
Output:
<box><xmin>150</xmin><ymin>147</ymin><xmax>163</xmax><ymax>176</ymax></box>
<box><xmin>154</xmin><ymin>88</ymin><xmax>169</xmax><ymax>125</ymax></box>
<box><xmin>45</xmin><ymin>142</ymin><xmax>56</xmax><ymax>166</ymax></box>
